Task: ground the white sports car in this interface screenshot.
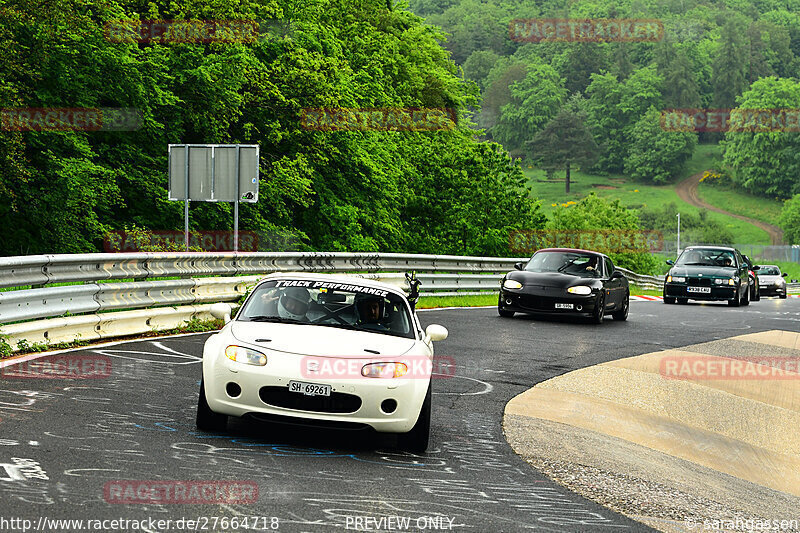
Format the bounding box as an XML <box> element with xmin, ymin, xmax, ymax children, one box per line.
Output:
<box><xmin>197</xmin><ymin>272</ymin><xmax>448</xmax><ymax>452</ymax></box>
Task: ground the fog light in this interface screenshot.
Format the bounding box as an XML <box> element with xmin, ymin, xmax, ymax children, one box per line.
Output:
<box><xmin>576</xmin><ymin>304</ymin><xmax>583</xmax><ymax>311</ymax></box>
<box><xmin>381</xmin><ymin>399</ymin><xmax>397</xmax><ymax>414</ymax></box>
<box><xmin>505</xmin><ymin>298</ymin><xmax>512</xmax><ymax>305</ymax></box>
<box><xmin>226</xmin><ymin>382</ymin><xmax>242</xmax><ymax>398</ymax></box>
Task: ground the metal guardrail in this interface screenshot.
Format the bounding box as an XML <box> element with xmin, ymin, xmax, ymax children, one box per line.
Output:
<box><xmin>0</xmin><ymin>252</ymin><xmax>664</xmax><ymax>351</ymax></box>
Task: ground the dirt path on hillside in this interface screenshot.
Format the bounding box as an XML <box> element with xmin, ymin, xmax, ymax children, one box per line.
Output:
<box><xmin>675</xmin><ymin>172</ymin><xmax>784</xmax><ymax>245</ymax></box>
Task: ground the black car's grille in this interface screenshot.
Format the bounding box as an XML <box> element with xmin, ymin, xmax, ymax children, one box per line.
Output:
<box><xmin>259</xmin><ymin>387</ymin><xmax>362</xmax><ymax>414</ymax></box>
<box><xmin>517</xmin><ymin>294</ymin><xmax>560</xmax><ymax>311</ymax></box>
<box><xmin>687</xmin><ymin>277</ymin><xmax>712</xmax><ymax>287</ymax></box>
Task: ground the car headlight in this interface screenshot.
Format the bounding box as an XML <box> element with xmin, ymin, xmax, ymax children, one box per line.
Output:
<box><xmin>225</xmin><ymin>345</ymin><xmax>267</xmax><ymax>366</ymax></box>
<box><xmin>503</xmin><ymin>279</ymin><xmax>523</xmax><ymax>290</ymax></box>
<box><xmin>361</xmin><ymin>362</ymin><xmax>408</xmax><ymax>378</ymax></box>
<box><xmin>667</xmin><ymin>276</ymin><xmax>685</xmax><ymax>283</ymax></box>
<box><xmin>567</xmin><ymin>286</ymin><xmax>592</xmax><ymax>295</ymax></box>
<box><xmin>714</xmin><ymin>278</ymin><xmax>736</xmax><ymax>285</ymax></box>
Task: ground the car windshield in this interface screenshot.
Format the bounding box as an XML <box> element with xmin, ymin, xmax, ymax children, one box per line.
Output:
<box><xmin>675</xmin><ymin>249</ymin><xmax>736</xmax><ymax>268</ymax></box>
<box><xmin>759</xmin><ymin>266</ymin><xmax>781</xmax><ymax>275</ymax></box>
<box><xmin>524</xmin><ymin>251</ymin><xmax>602</xmax><ymax>278</ymax></box>
<box><xmin>238</xmin><ymin>280</ymin><xmax>415</xmax><ymax>339</ymax></box>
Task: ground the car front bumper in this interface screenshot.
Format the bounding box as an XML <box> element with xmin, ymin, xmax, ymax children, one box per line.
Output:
<box><xmin>759</xmin><ymin>284</ymin><xmax>786</xmax><ymax>296</ymax></box>
<box><xmin>202</xmin><ymin>349</ymin><xmax>430</xmax><ymax>433</ymax></box>
<box><xmin>663</xmin><ymin>283</ymin><xmax>738</xmax><ymax>301</ymax></box>
<box><xmin>499</xmin><ymin>288</ymin><xmax>600</xmax><ymax>315</ymax></box>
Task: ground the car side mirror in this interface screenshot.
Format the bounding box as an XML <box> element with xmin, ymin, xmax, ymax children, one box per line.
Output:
<box><xmin>752</xmin><ymin>265</ymin><xmax>760</xmax><ymax>270</ymax></box>
<box><xmin>425</xmin><ymin>324</ymin><xmax>448</xmax><ymax>342</ymax></box>
<box><xmin>782</xmin><ymin>273</ymin><xmax>788</xmax><ymax>277</ymax></box>
<box><xmin>209</xmin><ymin>302</ymin><xmax>232</xmax><ymax>323</ymax></box>
<box><xmin>666</xmin><ymin>260</ymin><xmax>674</xmax><ymax>265</ymax></box>
<box><xmin>514</xmin><ymin>262</ymin><xmax>525</xmax><ymax>270</ymax></box>
<box><xmin>611</xmin><ymin>271</ymin><xmax>624</xmax><ymax>279</ymax></box>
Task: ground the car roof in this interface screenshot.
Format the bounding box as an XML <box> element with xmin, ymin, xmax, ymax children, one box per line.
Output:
<box><xmin>534</xmin><ymin>248</ymin><xmax>608</xmax><ymax>258</ymax></box>
<box><xmin>256</xmin><ymin>271</ymin><xmax>408</xmax><ymax>298</ymax></box>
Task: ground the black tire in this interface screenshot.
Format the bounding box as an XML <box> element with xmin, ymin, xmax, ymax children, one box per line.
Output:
<box><xmin>399</xmin><ymin>385</ymin><xmax>431</xmax><ymax>454</ymax></box>
<box><xmin>591</xmin><ymin>292</ymin><xmax>605</xmax><ymax>324</ymax></box>
<box><xmin>741</xmin><ymin>286</ymin><xmax>750</xmax><ymax>306</ymax></box>
<box><xmin>677</xmin><ymin>298</ymin><xmax>688</xmax><ymax>305</ymax></box>
<box><xmin>498</xmin><ymin>295</ymin><xmax>514</xmax><ymax>317</ymax></box>
<box><xmin>752</xmin><ymin>284</ymin><xmax>760</xmax><ymax>301</ymax></box>
<box><xmin>663</xmin><ymin>296</ymin><xmax>676</xmax><ymax>304</ymax></box>
<box><xmin>780</xmin><ymin>293</ymin><xmax>788</xmax><ymax>299</ymax></box>
<box><xmin>196</xmin><ymin>379</ymin><xmax>227</xmax><ymax>432</ymax></box>
<box><xmin>728</xmin><ymin>289</ymin><xmax>741</xmax><ymax>307</ymax></box>
<box><xmin>612</xmin><ymin>291</ymin><xmax>629</xmax><ymax>321</ymax></box>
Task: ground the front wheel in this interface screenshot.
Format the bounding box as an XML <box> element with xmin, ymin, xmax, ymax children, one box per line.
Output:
<box><xmin>196</xmin><ymin>379</ymin><xmax>227</xmax><ymax>432</ymax></box>
<box><xmin>751</xmin><ymin>284</ymin><xmax>760</xmax><ymax>301</ymax></box>
<box><xmin>612</xmin><ymin>291</ymin><xmax>629</xmax><ymax>321</ymax></box>
<box><xmin>591</xmin><ymin>292</ymin><xmax>605</xmax><ymax>324</ymax></box>
<box><xmin>780</xmin><ymin>293</ymin><xmax>788</xmax><ymax>299</ymax></box>
<box><xmin>399</xmin><ymin>385</ymin><xmax>431</xmax><ymax>454</ymax></box>
<box><xmin>498</xmin><ymin>295</ymin><xmax>514</xmax><ymax>317</ymax></box>
<box><xmin>741</xmin><ymin>285</ymin><xmax>750</xmax><ymax>306</ymax></box>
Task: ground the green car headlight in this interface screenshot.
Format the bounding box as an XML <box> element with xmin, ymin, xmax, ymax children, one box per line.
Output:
<box><xmin>225</xmin><ymin>345</ymin><xmax>267</xmax><ymax>366</ymax></box>
<box><xmin>668</xmin><ymin>276</ymin><xmax>685</xmax><ymax>283</ymax></box>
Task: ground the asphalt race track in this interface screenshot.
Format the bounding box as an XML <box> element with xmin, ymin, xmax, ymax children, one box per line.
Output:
<box><xmin>1</xmin><ymin>297</ymin><xmax>798</xmax><ymax>533</ymax></box>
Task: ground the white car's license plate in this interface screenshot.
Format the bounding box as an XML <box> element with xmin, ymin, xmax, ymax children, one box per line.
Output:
<box><xmin>687</xmin><ymin>286</ymin><xmax>711</xmax><ymax>293</ymax></box>
<box><xmin>555</xmin><ymin>303</ymin><xmax>574</xmax><ymax>309</ymax></box>
<box><xmin>289</xmin><ymin>381</ymin><xmax>331</xmax><ymax>397</ymax></box>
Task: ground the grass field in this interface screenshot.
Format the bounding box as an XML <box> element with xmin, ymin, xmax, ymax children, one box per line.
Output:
<box><xmin>696</xmin><ymin>183</ymin><xmax>784</xmax><ymax>227</ymax></box>
<box><xmin>523</xmin><ymin>168</ymin><xmax>771</xmax><ymax>244</ymax></box>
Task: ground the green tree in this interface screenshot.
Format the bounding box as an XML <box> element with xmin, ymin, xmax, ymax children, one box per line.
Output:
<box><xmin>712</xmin><ymin>19</ymin><xmax>748</xmax><ymax>108</ymax></box>
<box><xmin>554</xmin><ymin>43</ymin><xmax>610</xmax><ymax>95</ymax></box>
<box><xmin>491</xmin><ymin>61</ymin><xmax>567</xmax><ymax>156</ymax></box>
<box><xmin>721</xmin><ymin>77</ymin><xmax>800</xmax><ymax>199</ymax></box>
<box><xmin>585</xmin><ymin>66</ymin><xmax>663</xmax><ymax>173</ymax></box>
<box><xmin>779</xmin><ymin>194</ymin><xmax>800</xmax><ymax>244</ymax></box>
<box><xmin>624</xmin><ymin>106</ymin><xmax>697</xmax><ymax>184</ymax></box>
<box><xmin>663</xmin><ymin>49</ymin><xmax>701</xmax><ymax>108</ymax></box>
<box><xmin>548</xmin><ymin>193</ymin><xmax>660</xmax><ymax>274</ymax></box>
<box><xmin>527</xmin><ymin>97</ymin><xmax>599</xmax><ymax>193</ymax></box>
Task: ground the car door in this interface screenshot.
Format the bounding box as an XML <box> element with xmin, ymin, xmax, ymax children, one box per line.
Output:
<box><xmin>735</xmin><ymin>250</ymin><xmax>748</xmax><ymax>297</ymax></box>
<box><xmin>603</xmin><ymin>257</ymin><xmax>623</xmax><ymax>309</ymax></box>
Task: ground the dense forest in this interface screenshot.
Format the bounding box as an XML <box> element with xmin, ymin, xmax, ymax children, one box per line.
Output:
<box><xmin>0</xmin><ymin>0</ymin><xmax>543</xmax><ymax>257</ymax></box>
<box><xmin>413</xmin><ymin>0</ymin><xmax>800</xmax><ymax>195</ymax></box>
<box><xmin>1</xmin><ymin>0</ymin><xmax>799</xmax><ymax>261</ymax></box>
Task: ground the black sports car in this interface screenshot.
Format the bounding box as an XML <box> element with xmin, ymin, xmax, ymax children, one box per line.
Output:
<box><xmin>663</xmin><ymin>246</ymin><xmax>754</xmax><ymax>306</ymax></box>
<box><xmin>498</xmin><ymin>248</ymin><xmax>630</xmax><ymax>324</ymax></box>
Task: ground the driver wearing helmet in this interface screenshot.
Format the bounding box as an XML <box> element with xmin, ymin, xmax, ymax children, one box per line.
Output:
<box><xmin>355</xmin><ymin>294</ymin><xmax>388</xmax><ymax>331</ymax></box>
<box><xmin>277</xmin><ymin>286</ymin><xmax>311</xmax><ymax>321</ymax></box>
